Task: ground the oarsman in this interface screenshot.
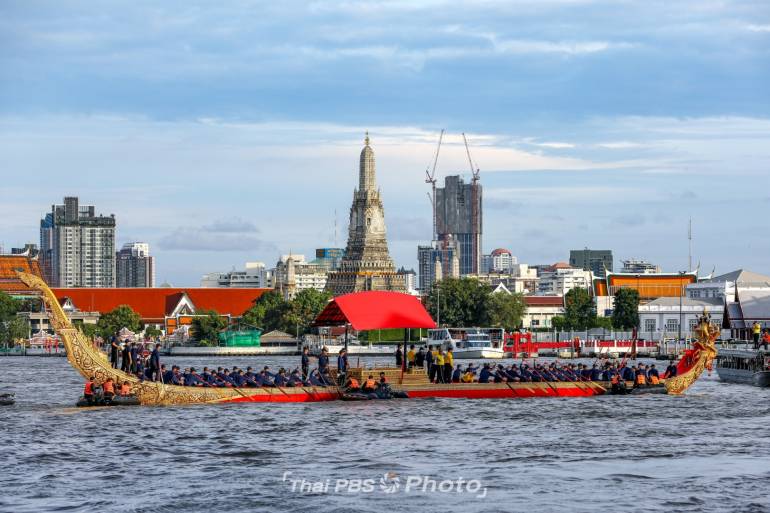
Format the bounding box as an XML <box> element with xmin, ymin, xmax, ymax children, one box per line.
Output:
<box><xmin>451</xmin><ymin>365</ymin><xmax>462</xmax><ymax>383</ymax></box>
<box><xmin>274</xmin><ymin>369</ymin><xmax>288</xmax><ymax>387</ymax></box>
<box><xmin>478</xmin><ymin>363</ymin><xmax>493</xmax><ymax>383</ymax></box>
<box><xmin>663</xmin><ymin>361</ymin><xmax>678</xmax><ymax>379</ymax></box>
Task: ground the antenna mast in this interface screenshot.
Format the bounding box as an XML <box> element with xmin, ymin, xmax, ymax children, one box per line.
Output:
<box><xmin>425</xmin><ymin>129</ymin><xmax>444</xmax><ymax>241</ymax></box>
<box><xmin>688</xmin><ymin>217</ymin><xmax>692</xmax><ymax>272</ymax></box>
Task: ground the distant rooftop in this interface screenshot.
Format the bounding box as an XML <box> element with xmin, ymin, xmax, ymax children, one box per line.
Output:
<box><xmin>710</xmin><ymin>269</ymin><xmax>770</xmax><ymax>286</ymax></box>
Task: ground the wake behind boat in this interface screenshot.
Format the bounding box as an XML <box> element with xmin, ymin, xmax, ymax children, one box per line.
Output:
<box><xmin>17</xmin><ymin>271</ymin><xmax>716</xmax><ymax>406</ymax></box>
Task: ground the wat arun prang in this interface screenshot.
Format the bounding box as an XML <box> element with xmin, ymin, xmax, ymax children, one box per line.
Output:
<box><xmin>325</xmin><ymin>133</ymin><xmax>407</xmax><ymax>296</ymax></box>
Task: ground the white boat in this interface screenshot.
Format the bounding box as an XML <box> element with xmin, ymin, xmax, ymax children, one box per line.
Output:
<box><xmin>427</xmin><ymin>328</ymin><xmax>506</xmax><ymax>359</ymax></box>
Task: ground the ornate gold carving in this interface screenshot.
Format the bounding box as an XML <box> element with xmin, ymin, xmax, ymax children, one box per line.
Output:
<box><xmin>16</xmin><ymin>272</ymin><xmax>312</xmax><ymax>406</ymax></box>
<box><xmin>664</xmin><ymin>310</ymin><xmax>718</xmax><ymax>395</ymax></box>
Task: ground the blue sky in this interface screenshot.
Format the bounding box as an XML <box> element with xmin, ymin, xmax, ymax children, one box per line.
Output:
<box><xmin>1</xmin><ymin>0</ymin><xmax>769</xmax><ymax>285</ymax></box>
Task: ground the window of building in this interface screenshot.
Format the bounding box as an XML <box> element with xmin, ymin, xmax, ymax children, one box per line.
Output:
<box><xmin>665</xmin><ymin>319</ymin><xmax>679</xmax><ymax>332</ymax></box>
<box><xmin>644</xmin><ymin>319</ymin><xmax>656</xmax><ymax>332</ymax></box>
<box><xmin>689</xmin><ymin>319</ymin><xmax>698</xmax><ymax>332</ymax></box>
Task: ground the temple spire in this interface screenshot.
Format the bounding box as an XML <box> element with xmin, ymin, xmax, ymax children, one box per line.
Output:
<box><xmin>359</xmin><ymin>131</ymin><xmax>376</xmax><ymax>191</ymax></box>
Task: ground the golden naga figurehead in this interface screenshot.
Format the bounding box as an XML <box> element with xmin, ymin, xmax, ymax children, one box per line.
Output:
<box><xmin>665</xmin><ymin>308</ymin><xmax>719</xmax><ymax>395</ymax></box>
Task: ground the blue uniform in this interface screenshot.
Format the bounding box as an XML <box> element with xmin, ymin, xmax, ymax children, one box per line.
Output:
<box><xmin>479</xmin><ymin>368</ymin><xmax>493</xmax><ymax>383</ymax></box>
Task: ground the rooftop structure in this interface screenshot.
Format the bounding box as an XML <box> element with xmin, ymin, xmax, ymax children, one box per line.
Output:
<box><xmin>0</xmin><ymin>254</ymin><xmax>45</xmax><ymax>296</ymax></box>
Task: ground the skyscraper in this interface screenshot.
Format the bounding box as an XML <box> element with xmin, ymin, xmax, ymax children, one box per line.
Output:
<box><xmin>116</xmin><ymin>242</ymin><xmax>155</xmax><ymax>287</ymax></box>
<box><xmin>417</xmin><ymin>238</ymin><xmax>460</xmax><ymax>292</ymax></box>
<box><xmin>435</xmin><ymin>175</ymin><xmax>482</xmax><ymax>275</ymax></box>
<box><xmin>325</xmin><ymin>133</ymin><xmax>406</xmax><ymax>296</ymax></box>
<box><xmin>569</xmin><ymin>249</ymin><xmax>613</xmax><ymax>278</ymax></box>
<box><xmin>40</xmin><ymin>196</ymin><xmax>116</xmax><ymax>287</ymax></box>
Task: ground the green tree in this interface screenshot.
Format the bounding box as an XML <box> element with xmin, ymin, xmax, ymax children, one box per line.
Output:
<box><xmin>594</xmin><ymin>316</ymin><xmax>614</xmax><ymax>330</ymax></box>
<box><xmin>288</xmin><ymin>288</ymin><xmax>331</xmax><ymax>335</ymax></box>
<box><xmin>488</xmin><ymin>292</ymin><xmax>527</xmax><ymax>331</ymax></box>
<box><xmin>241</xmin><ymin>291</ymin><xmax>292</xmax><ymax>333</ymax></box>
<box><xmin>611</xmin><ymin>288</ymin><xmax>640</xmax><ymax>330</ymax></box>
<box><xmin>0</xmin><ymin>291</ymin><xmax>20</xmax><ymax>322</ymax></box>
<box><xmin>425</xmin><ymin>278</ymin><xmax>492</xmax><ymax>327</ymax></box>
<box><xmin>191</xmin><ymin>309</ymin><xmax>228</xmax><ymax>345</ymax></box>
<box><xmin>96</xmin><ymin>305</ymin><xmax>142</xmax><ymax>339</ymax></box>
<box><xmin>563</xmin><ymin>287</ymin><xmax>596</xmax><ymax>330</ymax></box>
<box><xmin>144</xmin><ymin>325</ymin><xmax>163</xmax><ymax>339</ymax></box>
<box><xmin>551</xmin><ymin>315</ymin><xmax>567</xmax><ymax>331</ymax></box>
<box><xmin>77</xmin><ymin>322</ymin><xmax>99</xmax><ymax>339</ymax></box>
<box><xmin>0</xmin><ymin>316</ymin><xmax>29</xmax><ymax>344</ymax></box>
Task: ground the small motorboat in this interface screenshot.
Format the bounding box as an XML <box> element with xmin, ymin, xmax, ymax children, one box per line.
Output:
<box><xmin>0</xmin><ymin>393</ymin><xmax>15</xmax><ymax>406</ymax></box>
<box><xmin>76</xmin><ymin>395</ymin><xmax>141</xmax><ymax>407</ymax></box>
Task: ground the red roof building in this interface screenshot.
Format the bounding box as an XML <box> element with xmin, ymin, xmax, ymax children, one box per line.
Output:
<box><xmin>0</xmin><ymin>255</ymin><xmax>45</xmax><ymax>296</ymax></box>
<box><xmin>51</xmin><ymin>287</ymin><xmax>270</xmax><ymax>325</ymax></box>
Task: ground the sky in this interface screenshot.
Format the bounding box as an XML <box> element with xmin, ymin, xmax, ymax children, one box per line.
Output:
<box><xmin>1</xmin><ymin>0</ymin><xmax>769</xmax><ymax>285</ymax></box>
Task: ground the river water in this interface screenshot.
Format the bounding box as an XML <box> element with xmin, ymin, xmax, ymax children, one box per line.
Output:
<box><xmin>1</xmin><ymin>355</ymin><xmax>769</xmax><ymax>513</ymax></box>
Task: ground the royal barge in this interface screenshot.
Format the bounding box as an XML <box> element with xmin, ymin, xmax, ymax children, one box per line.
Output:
<box><xmin>18</xmin><ymin>272</ymin><xmax>717</xmax><ymax>406</ymax></box>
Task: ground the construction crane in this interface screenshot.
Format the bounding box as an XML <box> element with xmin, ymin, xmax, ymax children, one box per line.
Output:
<box><xmin>425</xmin><ymin>129</ymin><xmax>444</xmax><ymax>241</ymax></box>
<box><xmin>462</xmin><ymin>132</ymin><xmax>480</xmax><ymax>184</ymax></box>
<box><xmin>462</xmin><ymin>133</ymin><xmax>481</xmax><ymax>274</ymax></box>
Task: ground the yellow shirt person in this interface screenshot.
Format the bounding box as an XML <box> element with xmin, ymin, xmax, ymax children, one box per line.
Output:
<box><xmin>445</xmin><ymin>350</ymin><xmax>454</xmax><ymax>367</ymax></box>
<box><xmin>435</xmin><ymin>352</ymin><xmax>445</xmax><ymax>366</ymax></box>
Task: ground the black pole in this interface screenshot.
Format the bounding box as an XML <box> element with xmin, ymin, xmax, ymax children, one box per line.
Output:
<box><xmin>344</xmin><ymin>324</ymin><xmax>349</xmax><ymax>353</ymax></box>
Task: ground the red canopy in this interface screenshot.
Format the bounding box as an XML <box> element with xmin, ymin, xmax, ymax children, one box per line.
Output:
<box><xmin>313</xmin><ymin>291</ymin><xmax>436</xmax><ymax>331</ymax></box>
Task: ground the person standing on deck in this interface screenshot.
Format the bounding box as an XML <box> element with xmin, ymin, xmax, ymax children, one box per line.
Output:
<box><xmin>301</xmin><ymin>347</ymin><xmax>311</xmax><ymax>379</ymax></box>
<box><xmin>109</xmin><ymin>336</ymin><xmax>119</xmax><ymax>369</ymax></box>
<box><xmin>149</xmin><ymin>343</ymin><xmax>161</xmax><ymax>382</ymax></box>
<box><xmin>444</xmin><ymin>348</ymin><xmax>454</xmax><ymax>383</ymax></box>
<box><xmin>395</xmin><ymin>344</ymin><xmax>403</xmax><ymax>367</ymax></box>
<box><xmin>120</xmin><ymin>341</ymin><xmax>130</xmax><ymax>372</ymax></box>
<box><xmin>434</xmin><ymin>350</ymin><xmax>445</xmax><ymax>383</ymax></box>
<box><xmin>337</xmin><ymin>348</ymin><xmax>349</xmax><ymax>386</ymax></box>
<box><xmin>426</xmin><ymin>345</ymin><xmax>435</xmax><ymax>381</ymax></box>
<box><xmin>415</xmin><ymin>346</ymin><xmax>425</xmax><ymax>368</ymax></box>
<box><xmin>753</xmin><ymin>322</ymin><xmax>762</xmax><ymax>349</ymax></box>
<box><xmin>129</xmin><ymin>342</ymin><xmax>138</xmax><ymax>374</ymax></box>
<box><xmin>407</xmin><ymin>345</ymin><xmax>416</xmax><ymax>369</ymax></box>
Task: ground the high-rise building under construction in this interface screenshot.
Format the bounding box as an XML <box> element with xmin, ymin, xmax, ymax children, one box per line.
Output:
<box><xmin>435</xmin><ymin>175</ymin><xmax>482</xmax><ymax>275</ymax></box>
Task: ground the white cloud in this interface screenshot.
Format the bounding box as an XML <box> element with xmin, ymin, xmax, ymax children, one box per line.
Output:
<box><xmin>746</xmin><ymin>24</ymin><xmax>770</xmax><ymax>32</ymax></box>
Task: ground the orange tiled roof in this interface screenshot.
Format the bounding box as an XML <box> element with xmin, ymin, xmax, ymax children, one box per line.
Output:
<box><xmin>595</xmin><ymin>272</ymin><xmax>697</xmax><ymax>298</ymax></box>
<box><xmin>0</xmin><ymin>255</ymin><xmax>44</xmax><ymax>294</ymax></box>
<box><xmin>51</xmin><ymin>287</ymin><xmax>270</xmax><ymax>322</ymax></box>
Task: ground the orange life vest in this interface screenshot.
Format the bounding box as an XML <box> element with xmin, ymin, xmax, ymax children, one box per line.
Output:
<box><xmin>636</xmin><ymin>374</ymin><xmax>647</xmax><ymax>385</ymax></box>
<box><xmin>364</xmin><ymin>379</ymin><xmax>376</xmax><ymax>389</ymax></box>
<box><xmin>84</xmin><ymin>382</ymin><xmax>93</xmax><ymax>395</ymax></box>
<box><xmin>610</xmin><ymin>375</ymin><xmax>620</xmax><ymax>385</ymax></box>
<box><xmin>103</xmin><ymin>381</ymin><xmax>115</xmax><ymax>394</ymax></box>
<box><xmin>120</xmin><ymin>384</ymin><xmax>131</xmax><ymax>396</ymax></box>
<box><xmin>348</xmin><ymin>378</ymin><xmax>360</xmax><ymax>389</ymax></box>
<box><xmin>650</xmin><ymin>375</ymin><xmax>660</xmax><ymax>385</ymax></box>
